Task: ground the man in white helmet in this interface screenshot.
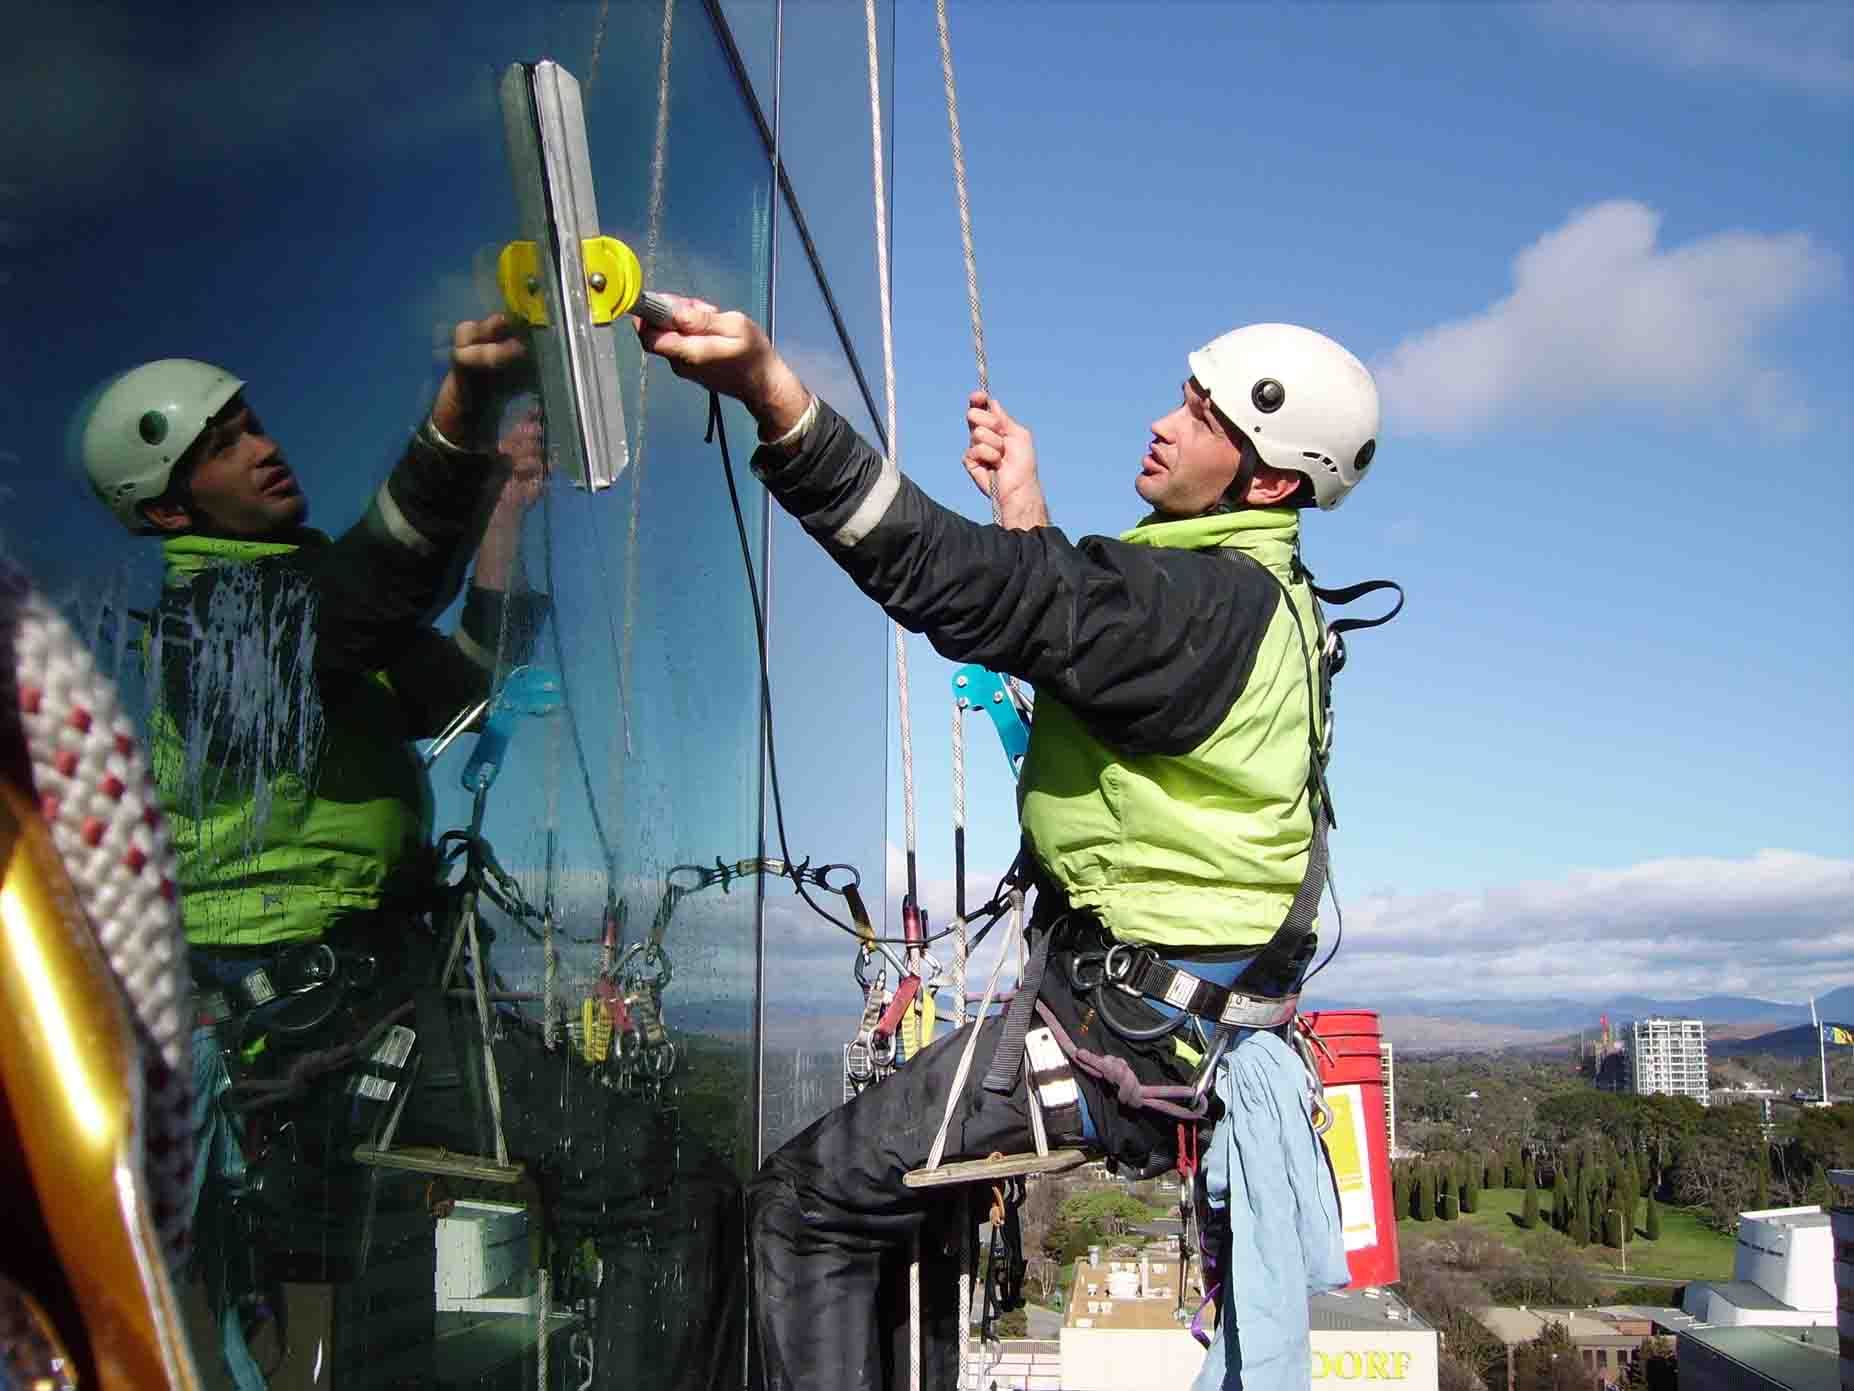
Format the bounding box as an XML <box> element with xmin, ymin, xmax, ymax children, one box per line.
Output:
<box><xmin>82</xmin><ymin>315</ymin><xmax>746</xmax><ymax>1391</ymax></box>
<box><xmin>640</xmin><ymin>301</ymin><xmax>1393</xmax><ymax>1391</ymax></box>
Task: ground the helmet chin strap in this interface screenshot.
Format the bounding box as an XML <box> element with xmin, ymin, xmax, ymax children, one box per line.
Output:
<box><xmin>1211</xmin><ymin>437</ymin><xmax>1262</xmax><ymax>515</ymax></box>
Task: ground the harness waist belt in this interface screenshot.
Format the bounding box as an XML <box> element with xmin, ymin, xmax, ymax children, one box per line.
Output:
<box><xmin>1110</xmin><ymin>947</ymin><xmax>1299</xmax><ymax>1030</ymax></box>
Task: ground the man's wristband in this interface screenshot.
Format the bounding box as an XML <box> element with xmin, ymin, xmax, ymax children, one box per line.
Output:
<box><xmin>420</xmin><ymin>415</ymin><xmax>479</xmax><ymax>457</ymax></box>
<box><xmin>758</xmin><ymin>394</ymin><xmax>818</xmax><ymax>455</ymax></box>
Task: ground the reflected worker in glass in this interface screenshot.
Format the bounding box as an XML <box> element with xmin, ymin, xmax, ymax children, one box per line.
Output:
<box><xmin>75</xmin><ymin>317</ymin><xmax>741</xmax><ymax>1389</ymax></box>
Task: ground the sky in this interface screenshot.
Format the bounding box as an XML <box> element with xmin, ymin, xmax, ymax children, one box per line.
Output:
<box><xmin>1</xmin><ymin>0</ymin><xmax>1848</xmax><ymax>1049</ymax></box>
<box><xmin>830</xmin><ymin>0</ymin><xmax>1854</xmax><ymax>1014</ymax></box>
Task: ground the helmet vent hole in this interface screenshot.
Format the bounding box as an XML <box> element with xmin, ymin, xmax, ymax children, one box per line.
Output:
<box><xmin>1251</xmin><ymin>378</ymin><xmax>1285</xmax><ymax>414</ymax></box>
<box><xmin>138</xmin><ymin>410</ymin><xmax>169</xmax><ymax>446</ymax></box>
<box><xmin>1354</xmin><ymin>439</ymin><xmax>1376</xmax><ymax>473</ymax></box>
<box><xmin>1303</xmin><ymin>451</ymin><xmax>1336</xmax><ymax>473</ymax></box>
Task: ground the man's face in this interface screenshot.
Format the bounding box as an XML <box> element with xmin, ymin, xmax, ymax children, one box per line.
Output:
<box><xmin>176</xmin><ymin>394</ymin><xmax>306</xmax><ymax>537</ymax></box>
<box><xmin>1137</xmin><ymin>379</ymin><xmax>1245</xmax><ymax>517</ymax></box>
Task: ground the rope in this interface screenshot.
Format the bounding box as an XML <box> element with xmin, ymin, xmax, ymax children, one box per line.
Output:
<box><xmin>950</xmin><ymin>703</ymin><xmax>968</xmax><ymax>1029</ymax></box>
<box><xmin>957</xmin><ymin>1219</ymin><xmax>973</xmax><ymax>1385</ymax></box>
<box><xmin>7</xmin><ymin>573</ymin><xmax>193</xmax><ymax>1269</ymax></box>
<box><xmin>864</xmin><ymin>0</ymin><xmax>918</xmax><ymax>916</ymax></box>
<box><xmin>934</xmin><ymin>0</ymin><xmax>991</xmax><ymax>412</ymax></box>
<box><xmin>909</xmin><ymin>1231</ymin><xmax>923</xmax><ymax>1391</ymax></box>
<box><xmin>926</xmin><ymin>888</ymin><xmax>1025</xmax><ymax>1172</ymax></box>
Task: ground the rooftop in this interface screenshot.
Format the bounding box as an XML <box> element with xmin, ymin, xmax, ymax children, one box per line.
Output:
<box><xmin>1687</xmin><ymin>1280</ymin><xmax>1798</xmax><ymax>1313</ymax></box>
<box><xmin>1309</xmin><ymin>1289</ymin><xmax>1430</xmax><ymax>1334</ymax></box>
<box><xmin>1472</xmin><ymin>1306</ymin><xmax>1661</xmax><ymax>1346</ymax></box>
<box><xmin>1740</xmin><ymin>1206</ymin><xmax>1831</xmax><ymax>1231</ymax></box>
<box><xmin>1678</xmin><ymin>1323</ymin><xmax>1841</xmax><ymax>1391</ymax></box>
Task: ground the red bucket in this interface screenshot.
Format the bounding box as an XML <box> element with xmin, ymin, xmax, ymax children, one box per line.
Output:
<box><xmin>1301</xmin><ymin>1010</ymin><xmax>1399</xmax><ymax>1288</ymax></box>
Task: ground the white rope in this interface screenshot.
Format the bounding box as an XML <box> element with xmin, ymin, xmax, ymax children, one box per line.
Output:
<box><xmin>934</xmin><ymin>1</ymin><xmax>991</xmax><ymax>411</ymax></box>
<box><xmin>957</xmin><ymin>1221</ymin><xmax>973</xmax><ymax>1385</ymax></box>
<box><xmin>10</xmin><ymin>578</ymin><xmax>193</xmax><ymax>1268</ymax></box>
<box><xmin>909</xmin><ymin>1230</ymin><xmax>923</xmax><ymax>1391</ymax></box>
<box><xmin>864</xmin><ymin>0</ymin><xmax>917</xmax><ymax>897</ymax></box>
<box><xmin>926</xmin><ymin>889</ymin><xmax>1025</xmax><ymax>1172</ymax></box>
<box><xmin>537</xmin><ymin>1266</ymin><xmax>552</xmax><ymax>1389</ymax></box>
<box><xmin>951</xmin><ymin>705</ymin><xmax>967</xmax><ymax>1030</ymax></box>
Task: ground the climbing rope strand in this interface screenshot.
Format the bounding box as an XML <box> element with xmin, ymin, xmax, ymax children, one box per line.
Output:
<box><xmin>951</xmin><ymin>703</ymin><xmax>968</xmax><ymax>1029</ymax></box>
<box><xmin>864</xmin><ymin>0</ymin><xmax>918</xmax><ymax>908</ymax></box>
<box><xmin>934</xmin><ymin>0</ymin><xmax>989</xmax><ymax>398</ymax></box>
<box><xmin>925</xmin><ymin>888</ymin><xmax>1025</xmax><ymax>1172</ymax></box>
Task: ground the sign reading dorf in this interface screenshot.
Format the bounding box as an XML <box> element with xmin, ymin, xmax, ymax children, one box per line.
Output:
<box><xmin>1312</xmin><ymin>1348</ymin><xmax>1417</xmax><ymax>1381</ymax></box>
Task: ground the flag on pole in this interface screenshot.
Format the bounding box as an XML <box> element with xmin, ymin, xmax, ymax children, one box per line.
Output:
<box><xmin>1822</xmin><ymin>1022</ymin><xmax>1854</xmax><ymax>1047</ymax></box>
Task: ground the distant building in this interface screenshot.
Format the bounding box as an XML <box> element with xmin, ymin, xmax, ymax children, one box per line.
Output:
<box><xmin>1056</xmin><ymin>1258</ymin><xmax>1438</xmax><ymax>1389</ymax></box>
<box><xmin>1625</xmin><ymin>1016</ymin><xmax>1710</xmax><ymax>1105</ymax></box>
<box><xmin>1680</xmin><ymin>1206</ymin><xmax>1835</xmax><ymax>1327</ymax></box>
<box><xmin>1828</xmin><ymin>1171</ymin><xmax>1852</xmax><ymax>1391</ymax></box>
<box><xmin>1474</xmin><ymin>1305</ymin><xmax>1662</xmax><ymax>1387</ymax></box>
<box><xmin>1675</xmin><ymin>1323</ymin><xmax>1841</xmax><ymax>1390</ymax></box>
<box><xmin>1379</xmin><ymin>1038</ymin><xmax>1396</xmax><ymax>1151</ymax></box>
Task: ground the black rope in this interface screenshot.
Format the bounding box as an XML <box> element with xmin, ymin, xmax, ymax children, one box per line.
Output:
<box><xmin>706</xmin><ymin>392</ymin><xmax>1024</xmax><ymax>952</ymax></box>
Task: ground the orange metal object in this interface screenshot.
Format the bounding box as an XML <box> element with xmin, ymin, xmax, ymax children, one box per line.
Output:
<box><xmin>0</xmin><ymin>776</ymin><xmax>201</xmax><ymax>1389</ymax></box>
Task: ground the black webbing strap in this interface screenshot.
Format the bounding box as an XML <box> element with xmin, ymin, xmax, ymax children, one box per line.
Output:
<box><xmin>980</xmin><ymin>924</ymin><xmax>1056</xmax><ymax>1095</ymax></box>
<box><xmin>413</xmin><ymin>986</ymin><xmax>462</xmax><ymax>1090</ymax></box>
<box><xmin>1309</xmin><ymin>578</ymin><xmax>1403</xmax><ymax>636</ymax></box>
<box><xmin>1229</xmin><ymin>805</ymin><xmax>1328</xmax><ymax>999</ymax></box>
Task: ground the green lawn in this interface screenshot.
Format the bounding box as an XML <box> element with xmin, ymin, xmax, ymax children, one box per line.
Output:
<box><xmin>1395</xmin><ymin>1187</ymin><xmax>1735</xmax><ymax>1282</ymax></box>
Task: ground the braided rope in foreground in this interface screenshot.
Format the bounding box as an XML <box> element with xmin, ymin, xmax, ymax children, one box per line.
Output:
<box><xmin>8</xmin><ymin>576</ymin><xmax>193</xmax><ymax>1267</ymax></box>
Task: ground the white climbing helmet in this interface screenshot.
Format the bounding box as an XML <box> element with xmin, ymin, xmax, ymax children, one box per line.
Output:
<box><xmin>1188</xmin><ymin>324</ymin><xmax>1379</xmax><ymax>510</ymax></box>
<box><xmin>77</xmin><ymin>358</ymin><xmax>244</xmax><ymax>532</ymax></box>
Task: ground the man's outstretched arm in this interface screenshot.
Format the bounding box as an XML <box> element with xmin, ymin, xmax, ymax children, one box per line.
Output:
<box><xmin>637</xmin><ymin>298</ymin><xmax>1278</xmax><ymax>757</ymax></box>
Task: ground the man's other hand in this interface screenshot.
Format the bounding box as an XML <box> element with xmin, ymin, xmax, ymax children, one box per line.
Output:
<box><xmin>432</xmin><ymin>314</ymin><xmax>531</xmax><ymax>450</ymax></box>
<box><xmin>634</xmin><ymin>295</ymin><xmax>811</xmax><ymax>440</ymax></box>
<box><xmin>963</xmin><ymin>391</ymin><xmax>1050</xmax><ymax>530</ymax></box>
<box><xmin>493</xmin><ymin>407</ymin><xmax>545</xmax><ymax>516</ymax></box>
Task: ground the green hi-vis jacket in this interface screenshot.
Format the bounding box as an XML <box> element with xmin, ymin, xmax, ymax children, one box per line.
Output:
<box><xmin>1017</xmin><ymin>511</ymin><xmax>1320</xmax><ymax>949</ymax></box>
<box><xmin>147</xmin><ymin>432</ymin><xmax>537</xmax><ymax>949</ymax></box>
<box><xmin>751</xmin><ymin>401</ymin><xmax>1323</xmax><ymax>953</ymax></box>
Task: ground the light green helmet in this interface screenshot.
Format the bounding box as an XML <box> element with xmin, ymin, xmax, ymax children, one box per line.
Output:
<box><xmin>77</xmin><ymin>359</ymin><xmax>243</xmax><ymax>532</ymax></box>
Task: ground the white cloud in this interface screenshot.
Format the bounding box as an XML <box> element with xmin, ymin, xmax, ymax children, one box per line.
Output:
<box><xmin>1535</xmin><ymin>1</ymin><xmax>1854</xmax><ymax>98</ymax></box>
<box><xmin>1317</xmin><ymin>848</ymin><xmax>1853</xmax><ymax>1005</ymax></box>
<box><xmin>1375</xmin><ymin>201</ymin><xmax>1841</xmax><ymax>437</ymax></box>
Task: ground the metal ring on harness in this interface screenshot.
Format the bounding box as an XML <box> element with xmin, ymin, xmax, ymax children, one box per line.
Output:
<box><xmin>1090</xmin><ymin>979</ymin><xmax>1187</xmax><ymax>1044</ymax></box>
<box><xmin>817</xmin><ymin>862</ymin><xmax>862</xmax><ymax>894</ymax></box>
<box><xmin>616</xmin><ymin>942</ymin><xmax>672</xmax><ymax>993</ymax></box>
<box><xmin>666</xmin><ymin>864</ymin><xmax>713</xmax><ymax>894</ymax></box>
<box><xmin>1103</xmin><ymin>942</ymin><xmax>1139</xmax><ymax>988</ymax></box>
<box><xmin>1065</xmin><ymin>952</ymin><xmax>1106</xmax><ymax>993</ymax></box>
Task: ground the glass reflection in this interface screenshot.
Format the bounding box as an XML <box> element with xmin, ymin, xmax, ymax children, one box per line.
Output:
<box><xmin>6</xmin><ymin>0</ymin><xmax>897</xmax><ymax>1384</ymax></box>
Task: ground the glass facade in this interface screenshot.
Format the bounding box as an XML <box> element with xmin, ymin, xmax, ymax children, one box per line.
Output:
<box><xmin>2</xmin><ymin>1</ymin><xmax>891</xmax><ymax>1385</ymax></box>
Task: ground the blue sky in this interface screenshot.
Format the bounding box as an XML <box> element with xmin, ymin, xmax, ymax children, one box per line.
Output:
<box><xmin>809</xmin><ymin>0</ymin><xmax>1853</xmax><ymax>1012</ymax></box>
<box><xmin>1</xmin><ymin>1</ymin><xmax>1848</xmax><ymax>1038</ymax></box>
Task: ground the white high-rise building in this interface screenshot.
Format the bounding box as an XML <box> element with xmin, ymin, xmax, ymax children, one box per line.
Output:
<box><xmin>1625</xmin><ymin>1017</ymin><xmax>1709</xmax><ymax>1105</ymax></box>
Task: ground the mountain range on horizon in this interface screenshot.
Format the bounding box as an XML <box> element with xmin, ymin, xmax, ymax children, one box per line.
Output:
<box><xmin>1331</xmin><ymin>983</ymin><xmax>1854</xmax><ymax>1037</ymax></box>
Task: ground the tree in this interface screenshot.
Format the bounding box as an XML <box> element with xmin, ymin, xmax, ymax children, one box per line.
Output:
<box><xmin>1463</xmin><ymin>1163</ymin><xmax>1479</xmax><ymax>1215</ymax></box>
<box><xmin>1603</xmin><ymin>1208</ymin><xmax>1623</xmax><ymax>1248</ymax></box>
<box><xmin>1482</xmin><ymin>1152</ymin><xmax>1497</xmax><ymax>1191</ymax></box>
<box><xmin>1512</xmin><ymin>1320</ymin><xmax>1585</xmax><ymax>1391</ymax></box>
<box><xmin>1644</xmin><ymin>1194</ymin><xmax>1662</xmax><ymax>1241</ymax></box>
<box><xmin>1393</xmin><ymin>1164</ymin><xmax>1410</xmax><ymax>1221</ymax></box>
<box><xmin>1504</xmin><ymin>1142</ymin><xmax>1522</xmax><ymax>1189</ymax></box>
<box><xmin>1552</xmin><ymin>1172</ymin><xmax>1570</xmax><ymax>1232</ymax></box>
<box><xmin>1521</xmin><ymin>1167</ymin><xmax>1540</xmax><ymax>1230</ymax></box>
<box><xmin>1622</xmin><ymin>1335</ymin><xmax>1678</xmax><ymax>1390</ymax></box>
<box><xmin>1416</xmin><ymin>1169</ymin><xmax>1434</xmax><ymax>1221</ymax></box>
<box><xmin>1570</xmin><ymin>1201</ymin><xmax>1589</xmax><ymax>1246</ymax></box>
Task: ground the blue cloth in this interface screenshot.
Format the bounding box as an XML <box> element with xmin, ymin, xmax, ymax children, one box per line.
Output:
<box><xmin>187</xmin><ymin>1022</ymin><xmax>268</xmax><ymax>1391</ymax></box>
<box><xmin>1191</xmin><ymin>1029</ymin><xmax>1349</xmax><ymax>1391</ymax></box>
